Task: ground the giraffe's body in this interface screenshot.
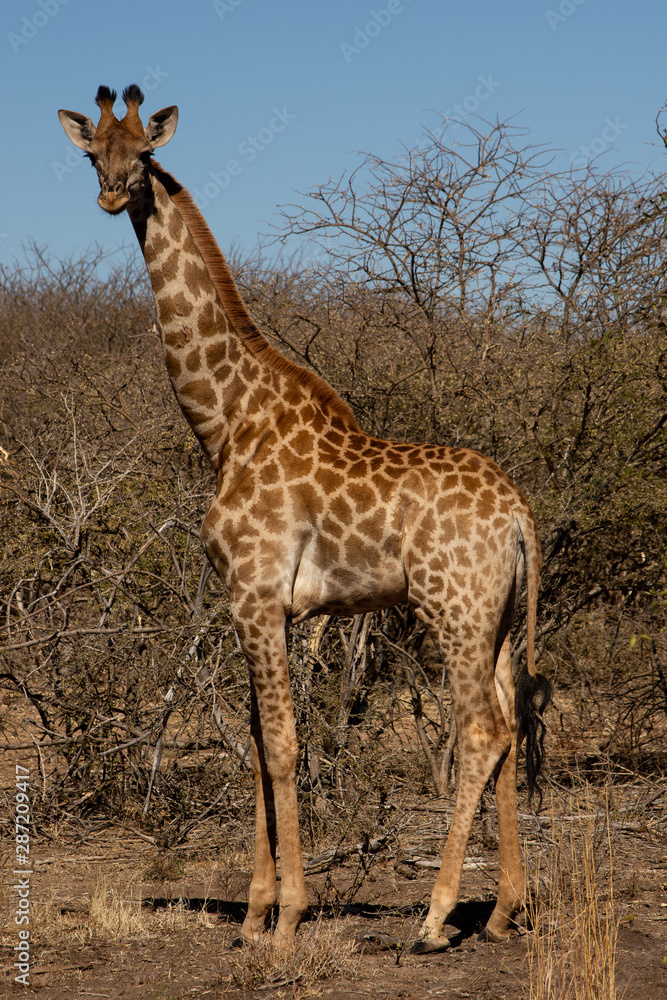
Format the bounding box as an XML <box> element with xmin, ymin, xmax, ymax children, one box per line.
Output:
<box><xmin>59</xmin><ymin>86</ymin><xmax>550</xmax><ymax>952</ymax></box>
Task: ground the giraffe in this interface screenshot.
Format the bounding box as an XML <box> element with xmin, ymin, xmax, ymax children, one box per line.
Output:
<box><xmin>59</xmin><ymin>85</ymin><xmax>551</xmax><ymax>953</ymax></box>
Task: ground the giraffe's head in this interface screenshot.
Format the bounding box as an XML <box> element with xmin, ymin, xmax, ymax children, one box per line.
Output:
<box><xmin>58</xmin><ymin>85</ymin><xmax>178</xmax><ymax>215</ymax></box>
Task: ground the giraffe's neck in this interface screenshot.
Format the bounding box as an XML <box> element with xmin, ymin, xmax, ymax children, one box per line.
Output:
<box><xmin>128</xmin><ymin>165</ymin><xmax>357</xmax><ymax>471</ymax></box>
<box><xmin>128</xmin><ymin>166</ymin><xmax>259</xmax><ymax>467</ymax></box>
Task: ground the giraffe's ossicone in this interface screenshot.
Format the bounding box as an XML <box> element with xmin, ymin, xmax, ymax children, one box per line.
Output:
<box><xmin>59</xmin><ymin>85</ymin><xmax>551</xmax><ymax>953</ymax></box>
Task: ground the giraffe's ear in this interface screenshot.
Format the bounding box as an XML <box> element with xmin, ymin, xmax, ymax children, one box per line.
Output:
<box><xmin>58</xmin><ymin>109</ymin><xmax>96</xmax><ymax>150</ymax></box>
<box><xmin>145</xmin><ymin>106</ymin><xmax>178</xmax><ymax>149</ymax></box>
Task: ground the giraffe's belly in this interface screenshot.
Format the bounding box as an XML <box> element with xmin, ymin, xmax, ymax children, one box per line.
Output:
<box><xmin>290</xmin><ymin>544</ymin><xmax>408</xmax><ymax>623</ymax></box>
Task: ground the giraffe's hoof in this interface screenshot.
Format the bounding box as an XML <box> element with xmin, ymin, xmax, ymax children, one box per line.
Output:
<box><xmin>477</xmin><ymin>926</ymin><xmax>510</xmax><ymax>944</ymax></box>
<box><xmin>230</xmin><ymin>931</ymin><xmax>264</xmax><ymax>949</ymax></box>
<box><xmin>410</xmin><ymin>935</ymin><xmax>451</xmax><ymax>955</ymax></box>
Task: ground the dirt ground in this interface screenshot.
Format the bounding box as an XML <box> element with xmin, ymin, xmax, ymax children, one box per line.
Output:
<box><xmin>2</xmin><ymin>776</ymin><xmax>666</xmax><ymax>1000</ymax></box>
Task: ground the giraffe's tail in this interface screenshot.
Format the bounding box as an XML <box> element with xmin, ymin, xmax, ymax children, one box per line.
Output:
<box><xmin>514</xmin><ymin>509</ymin><xmax>552</xmax><ymax>810</ymax></box>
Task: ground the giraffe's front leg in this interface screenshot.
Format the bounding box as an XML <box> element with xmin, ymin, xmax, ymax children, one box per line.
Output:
<box><xmin>236</xmin><ymin>604</ymin><xmax>308</xmax><ymax>946</ymax></box>
<box><xmin>242</xmin><ymin>683</ymin><xmax>278</xmax><ymax>943</ymax></box>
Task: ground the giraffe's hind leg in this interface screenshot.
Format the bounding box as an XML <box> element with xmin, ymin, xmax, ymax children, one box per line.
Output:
<box><xmin>479</xmin><ymin>635</ymin><xmax>524</xmax><ymax>942</ymax></box>
<box><xmin>414</xmin><ymin>629</ymin><xmax>512</xmax><ymax>953</ymax></box>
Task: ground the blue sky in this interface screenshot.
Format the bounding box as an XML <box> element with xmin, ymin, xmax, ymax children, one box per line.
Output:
<box><xmin>1</xmin><ymin>0</ymin><xmax>667</xmax><ymax>270</ymax></box>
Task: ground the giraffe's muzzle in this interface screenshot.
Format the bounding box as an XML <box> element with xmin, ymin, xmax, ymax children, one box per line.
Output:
<box><xmin>97</xmin><ymin>189</ymin><xmax>131</xmax><ymax>215</ymax></box>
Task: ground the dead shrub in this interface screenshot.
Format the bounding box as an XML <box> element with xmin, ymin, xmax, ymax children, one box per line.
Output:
<box><xmin>1</xmin><ymin>116</ymin><xmax>667</xmax><ymax>853</ymax></box>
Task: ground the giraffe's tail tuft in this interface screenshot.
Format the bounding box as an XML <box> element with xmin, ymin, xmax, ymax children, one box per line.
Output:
<box><xmin>515</xmin><ymin>665</ymin><xmax>552</xmax><ymax>811</ymax></box>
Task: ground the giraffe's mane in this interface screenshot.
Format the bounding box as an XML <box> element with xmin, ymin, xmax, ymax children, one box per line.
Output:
<box><xmin>148</xmin><ymin>161</ymin><xmax>359</xmax><ymax>429</ymax></box>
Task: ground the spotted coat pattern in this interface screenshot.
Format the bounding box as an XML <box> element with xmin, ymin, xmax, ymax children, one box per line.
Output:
<box><xmin>59</xmin><ymin>87</ymin><xmax>543</xmax><ymax>953</ymax></box>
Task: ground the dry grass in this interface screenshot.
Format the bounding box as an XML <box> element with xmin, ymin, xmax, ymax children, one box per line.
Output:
<box><xmin>29</xmin><ymin>872</ymin><xmax>217</xmax><ymax>951</ymax></box>
<box><xmin>225</xmin><ymin>918</ymin><xmax>359</xmax><ymax>996</ymax></box>
<box><xmin>27</xmin><ymin>876</ymin><xmax>145</xmax><ymax>947</ymax></box>
<box><xmin>89</xmin><ymin>875</ymin><xmax>145</xmax><ymax>939</ymax></box>
<box><xmin>527</xmin><ymin>791</ymin><xmax>620</xmax><ymax>1000</ymax></box>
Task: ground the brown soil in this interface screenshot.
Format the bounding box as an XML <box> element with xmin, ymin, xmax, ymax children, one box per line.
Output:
<box><xmin>2</xmin><ymin>785</ymin><xmax>666</xmax><ymax>1000</ymax></box>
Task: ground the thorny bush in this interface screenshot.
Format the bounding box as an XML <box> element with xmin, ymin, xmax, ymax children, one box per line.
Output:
<box><xmin>1</xmin><ymin>119</ymin><xmax>666</xmax><ymax>850</ymax></box>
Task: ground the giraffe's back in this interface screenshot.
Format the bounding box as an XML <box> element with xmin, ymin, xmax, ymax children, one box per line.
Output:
<box><xmin>284</xmin><ymin>432</ymin><xmax>532</xmax><ymax>628</ymax></box>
